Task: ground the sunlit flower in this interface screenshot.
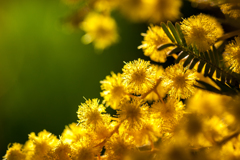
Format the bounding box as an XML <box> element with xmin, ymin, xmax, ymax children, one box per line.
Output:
<box><xmin>27</xmin><ymin>130</ymin><xmax>59</xmax><ymax>160</ymax></box>
<box><xmin>162</xmin><ymin>62</ymin><xmax>198</xmax><ymax>99</ymax></box>
<box><xmin>77</xmin><ymin>98</ymin><xmax>111</xmax><ymax>130</ymax></box>
<box><xmin>53</xmin><ymin>140</ymin><xmax>72</xmax><ymax>160</ymax></box>
<box><xmin>147</xmin><ymin>0</ymin><xmax>182</xmax><ymax>23</ymax></box>
<box><xmin>118</xmin><ymin>0</ymin><xmax>152</xmax><ymax>22</ymax></box>
<box><xmin>144</xmin><ymin>65</ymin><xmax>167</xmax><ymax>101</ymax></box>
<box><xmin>118</xmin><ymin>98</ymin><xmax>149</xmax><ymax>131</ymax></box>
<box><xmin>151</xmin><ymin>98</ymin><xmax>185</xmax><ymax>122</ymax></box>
<box><xmin>181</xmin><ymin>13</ymin><xmax>223</xmax><ymax>52</ymax></box>
<box><xmin>118</xmin><ymin>0</ymin><xmax>181</xmax><ymax>23</ymax></box>
<box><xmin>100</xmin><ymin>72</ymin><xmax>126</xmax><ymax>109</ymax></box>
<box><xmin>122</xmin><ymin>58</ymin><xmax>157</xmax><ymax>95</ymax></box>
<box><xmin>105</xmin><ymin>133</ymin><xmax>135</xmax><ymax>160</ymax></box>
<box><xmin>61</xmin><ymin>123</ymin><xmax>87</xmax><ymax>144</ymax></box>
<box><xmin>138</xmin><ymin>25</ymin><xmax>173</xmax><ymax>63</ymax></box>
<box><xmin>3</xmin><ymin>143</ymin><xmax>26</xmax><ymax>160</ymax></box>
<box><xmin>220</xmin><ymin>3</ymin><xmax>240</xmax><ymax>19</ymax></box>
<box><xmin>81</xmin><ymin>12</ymin><xmax>118</xmax><ymax>50</ymax></box>
<box><xmin>71</xmin><ymin>137</ymin><xmax>100</xmax><ymax>160</ymax></box>
<box><xmin>223</xmin><ymin>36</ymin><xmax>240</xmax><ymax>74</ymax></box>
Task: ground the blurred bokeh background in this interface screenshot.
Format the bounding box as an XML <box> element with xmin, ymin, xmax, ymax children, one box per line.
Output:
<box><xmin>0</xmin><ymin>0</ymin><xmax>198</xmax><ymax>157</ymax></box>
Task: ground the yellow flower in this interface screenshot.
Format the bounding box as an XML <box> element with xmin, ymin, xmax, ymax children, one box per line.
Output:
<box><xmin>147</xmin><ymin>0</ymin><xmax>182</xmax><ymax>23</ymax></box>
<box><xmin>118</xmin><ymin>0</ymin><xmax>152</xmax><ymax>22</ymax></box>
<box><xmin>100</xmin><ymin>72</ymin><xmax>126</xmax><ymax>109</ymax></box>
<box><xmin>162</xmin><ymin>62</ymin><xmax>198</xmax><ymax>99</ymax></box>
<box><xmin>27</xmin><ymin>130</ymin><xmax>59</xmax><ymax>160</ymax></box>
<box><xmin>187</xmin><ymin>90</ymin><xmax>229</xmax><ymax>116</ymax></box>
<box><xmin>118</xmin><ymin>0</ymin><xmax>181</xmax><ymax>23</ymax></box>
<box><xmin>105</xmin><ymin>133</ymin><xmax>135</xmax><ymax>160</ymax></box>
<box><xmin>77</xmin><ymin>98</ymin><xmax>111</xmax><ymax>130</ymax></box>
<box><xmin>81</xmin><ymin>12</ymin><xmax>118</xmax><ymax>50</ymax></box>
<box><xmin>151</xmin><ymin>98</ymin><xmax>185</xmax><ymax>122</ymax></box>
<box><xmin>61</xmin><ymin>122</ymin><xmax>87</xmax><ymax>144</ymax></box>
<box><xmin>138</xmin><ymin>25</ymin><xmax>173</xmax><ymax>63</ymax></box>
<box><xmin>127</xmin><ymin>116</ymin><xmax>162</xmax><ymax>146</ymax></box>
<box><xmin>181</xmin><ymin>13</ymin><xmax>223</xmax><ymax>52</ymax></box>
<box><xmin>93</xmin><ymin>0</ymin><xmax>119</xmax><ymax>12</ymax></box>
<box><xmin>3</xmin><ymin>143</ymin><xmax>26</xmax><ymax>160</ymax></box>
<box><xmin>122</xmin><ymin>58</ymin><xmax>157</xmax><ymax>95</ymax></box>
<box><xmin>52</xmin><ymin>140</ymin><xmax>72</xmax><ymax>160</ymax></box>
<box><xmin>144</xmin><ymin>65</ymin><xmax>167</xmax><ymax>101</ymax></box>
<box><xmin>118</xmin><ymin>98</ymin><xmax>149</xmax><ymax>131</ymax></box>
<box><xmin>71</xmin><ymin>137</ymin><xmax>100</xmax><ymax>160</ymax></box>
<box><xmin>220</xmin><ymin>3</ymin><xmax>240</xmax><ymax>19</ymax></box>
<box><xmin>223</xmin><ymin>36</ymin><xmax>240</xmax><ymax>74</ymax></box>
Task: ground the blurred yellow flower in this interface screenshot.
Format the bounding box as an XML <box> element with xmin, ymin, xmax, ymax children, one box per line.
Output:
<box><xmin>81</xmin><ymin>12</ymin><xmax>118</xmax><ymax>50</ymax></box>
<box><xmin>181</xmin><ymin>13</ymin><xmax>223</xmax><ymax>52</ymax></box>
<box><xmin>118</xmin><ymin>0</ymin><xmax>181</xmax><ymax>23</ymax></box>
<box><xmin>223</xmin><ymin>36</ymin><xmax>240</xmax><ymax>74</ymax></box>
<box><xmin>220</xmin><ymin>3</ymin><xmax>240</xmax><ymax>19</ymax></box>
<box><xmin>147</xmin><ymin>0</ymin><xmax>182</xmax><ymax>23</ymax></box>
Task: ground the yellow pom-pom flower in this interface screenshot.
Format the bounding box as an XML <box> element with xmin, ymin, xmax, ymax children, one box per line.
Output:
<box><xmin>122</xmin><ymin>58</ymin><xmax>157</xmax><ymax>95</ymax></box>
<box><xmin>77</xmin><ymin>98</ymin><xmax>111</xmax><ymax>130</ymax></box>
<box><xmin>100</xmin><ymin>72</ymin><xmax>126</xmax><ymax>109</ymax></box>
<box><xmin>81</xmin><ymin>12</ymin><xmax>118</xmax><ymax>50</ymax></box>
<box><xmin>71</xmin><ymin>137</ymin><xmax>100</xmax><ymax>160</ymax></box>
<box><xmin>105</xmin><ymin>133</ymin><xmax>135</xmax><ymax>160</ymax></box>
<box><xmin>181</xmin><ymin>13</ymin><xmax>223</xmax><ymax>52</ymax></box>
<box><xmin>162</xmin><ymin>62</ymin><xmax>198</xmax><ymax>99</ymax></box>
<box><xmin>3</xmin><ymin>143</ymin><xmax>26</xmax><ymax>160</ymax></box>
<box><xmin>61</xmin><ymin>122</ymin><xmax>87</xmax><ymax>144</ymax></box>
<box><xmin>52</xmin><ymin>141</ymin><xmax>72</xmax><ymax>160</ymax></box>
<box><xmin>223</xmin><ymin>36</ymin><xmax>240</xmax><ymax>74</ymax></box>
<box><xmin>27</xmin><ymin>130</ymin><xmax>59</xmax><ymax>160</ymax></box>
<box><xmin>118</xmin><ymin>98</ymin><xmax>149</xmax><ymax>131</ymax></box>
<box><xmin>138</xmin><ymin>25</ymin><xmax>173</xmax><ymax>63</ymax></box>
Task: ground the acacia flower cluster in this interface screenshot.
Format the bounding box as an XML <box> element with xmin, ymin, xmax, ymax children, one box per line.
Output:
<box><xmin>4</xmin><ymin>0</ymin><xmax>240</xmax><ymax>160</ymax></box>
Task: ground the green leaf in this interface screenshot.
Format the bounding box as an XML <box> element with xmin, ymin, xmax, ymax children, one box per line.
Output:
<box><xmin>175</xmin><ymin>51</ymin><xmax>188</xmax><ymax>63</ymax></box>
<box><xmin>195</xmin><ymin>80</ymin><xmax>221</xmax><ymax>94</ymax></box>
<box><xmin>189</xmin><ymin>58</ymin><xmax>199</xmax><ymax>69</ymax></box>
<box><xmin>204</xmin><ymin>63</ymin><xmax>210</xmax><ymax>76</ymax></box>
<box><xmin>161</xmin><ymin>22</ymin><xmax>175</xmax><ymax>43</ymax></box>
<box><xmin>216</xmin><ymin>69</ymin><xmax>221</xmax><ymax>78</ymax></box>
<box><xmin>183</xmin><ymin>55</ymin><xmax>194</xmax><ymax>67</ymax></box>
<box><xmin>197</xmin><ymin>61</ymin><xmax>205</xmax><ymax>73</ymax></box>
<box><xmin>167</xmin><ymin>21</ymin><xmax>182</xmax><ymax>45</ymax></box>
<box><xmin>157</xmin><ymin>43</ymin><xmax>176</xmax><ymax>51</ymax></box>
<box><xmin>175</xmin><ymin>23</ymin><xmax>187</xmax><ymax>47</ymax></box>
<box><xmin>208</xmin><ymin>66</ymin><xmax>215</xmax><ymax>77</ymax></box>
<box><xmin>167</xmin><ymin>47</ymin><xmax>182</xmax><ymax>55</ymax></box>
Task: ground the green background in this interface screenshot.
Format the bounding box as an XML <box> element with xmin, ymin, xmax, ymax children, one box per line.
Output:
<box><xmin>0</xmin><ymin>0</ymin><xmax>197</xmax><ymax>157</ymax></box>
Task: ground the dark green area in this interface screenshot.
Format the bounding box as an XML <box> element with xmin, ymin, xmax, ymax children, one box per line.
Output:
<box><xmin>0</xmin><ymin>0</ymin><xmax>147</xmax><ymax>156</ymax></box>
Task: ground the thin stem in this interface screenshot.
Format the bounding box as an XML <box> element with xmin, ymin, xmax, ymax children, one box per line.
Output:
<box><xmin>216</xmin><ymin>131</ymin><xmax>240</xmax><ymax>146</ymax></box>
<box><xmin>154</xmin><ymin>89</ymin><xmax>165</xmax><ymax>105</ymax></box>
<box><xmin>93</xmin><ymin>121</ymin><xmax>123</xmax><ymax>148</ymax></box>
<box><xmin>126</xmin><ymin>78</ymin><xmax>163</xmax><ymax>100</ymax></box>
<box><xmin>216</xmin><ymin>29</ymin><xmax>240</xmax><ymax>42</ymax></box>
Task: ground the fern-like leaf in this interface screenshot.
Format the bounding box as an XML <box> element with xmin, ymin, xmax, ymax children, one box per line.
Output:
<box><xmin>158</xmin><ymin>22</ymin><xmax>240</xmax><ymax>89</ymax></box>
